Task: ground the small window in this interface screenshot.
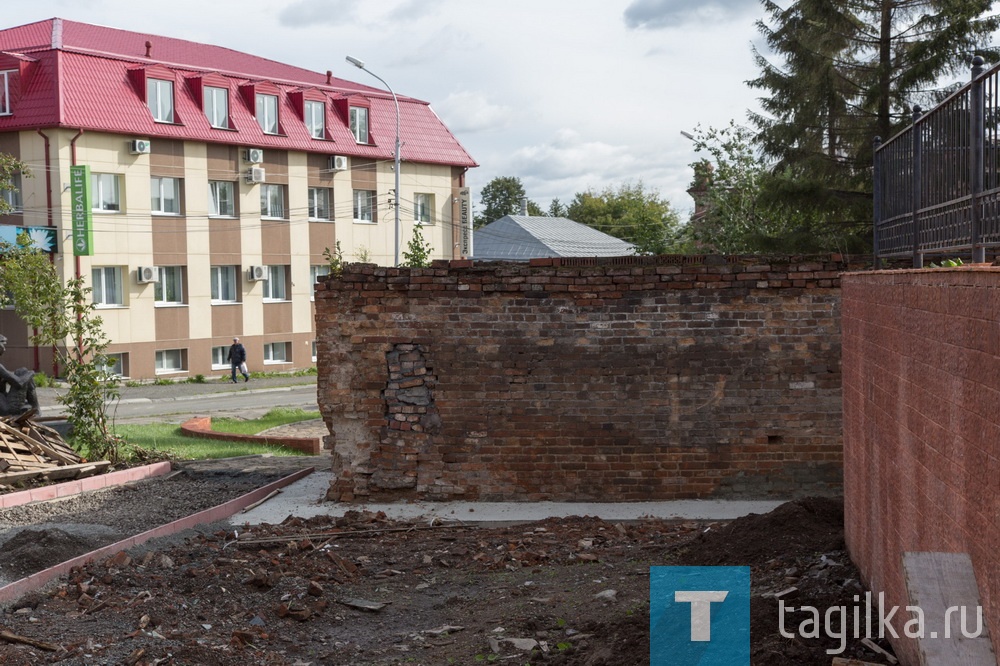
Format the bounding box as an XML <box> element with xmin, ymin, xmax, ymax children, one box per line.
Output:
<box><xmin>211</xmin><ymin>345</ymin><xmax>229</xmax><ymax>369</ymax></box>
<box><xmin>311</xmin><ymin>341</ymin><xmax>317</xmax><ymax>362</ymax></box>
<box><xmin>308</xmin><ymin>187</ymin><xmax>331</xmax><ymax>220</ymax></box>
<box><xmin>147</xmin><ymin>78</ymin><xmax>175</xmax><ymax>123</ymax></box>
<box><xmin>263</xmin><ymin>265</ymin><xmax>288</xmax><ymax>301</ymax></box>
<box><xmin>256</xmin><ymin>93</ymin><xmax>279</xmax><ymax>134</ymax></box>
<box><xmin>2</xmin><ymin>172</ymin><xmax>22</xmax><ymax>213</ymax></box>
<box><xmin>210</xmin><ymin>265</ymin><xmax>238</xmax><ymax>303</ymax></box>
<box><xmin>414</xmin><ymin>192</ymin><xmax>434</xmax><ymax>224</ymax></box>
<box><xmin>305</xmin><ymin>100</ymin><xmax>325</xmax><ymax>139</ymax></box>
<box><xmin>0</xmin><ymin>70</ymin><xmax>12</xmax><ymax>116</ymax></box>
<box><xmin>100</xmin><ymin>352</ymin><xmax>128</xmax><ymax>379</ymax></box>
<box><xmin>155</xmin><ymin>348</ymin><xmax>185</xmax><ymax>374</ymax></box>
<box><xmin>92</xmin><ymin>173</ymin><xmax>121</xmax><ymax>212</ymax></box>
<box><xmin>260</xmin><ymin>183</ymin><xmax>286</xmax><ymax>218</ymax></box>
<box><xmin>264</xmin><ymin>341</ymin><xmax>291</xmax><ymax>363</ymax></box>
<box><xmin>209</xmin><ymin>181</ymin><xmax>236</xmax><ymax>217</ymax></box>
<box><xmin>353</xmin><ymin>189</ymin><xmax>375</xmax><ymax>223</ymax></box>
<box><xmin>154</xmin><ymin>266</ymin><xmax>185</xmax><ymax>305</ymax></box>
<box><xmin>92</xmin><ymin>266</ymin><xmax>124</xmax><ymax>306</ymax></box>
<box><xmin>204</xmin><ymin>86</ymin><xmax>229</xmax><ymax>129</ymax></box>
<box><xmin>151</xmin><ymin>177</ymin><xmax>181</xmax><ymax>215</ymax></box>
<box><xmin>349</xmin><ymin>106</ymin><xmax>368</xmax><ymax>143</ymax></box>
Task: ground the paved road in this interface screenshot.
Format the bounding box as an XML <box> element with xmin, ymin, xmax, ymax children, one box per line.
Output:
<box><xmin>36</xmin><ymin>375</ymin><xmax>320</xmax><ymax>424</ymax></box>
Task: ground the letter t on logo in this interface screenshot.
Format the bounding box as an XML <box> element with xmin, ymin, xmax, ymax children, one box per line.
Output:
<box><xmin>675</xmin><ymin>591</ymin><xmax>729</xmax><ymax>641</ymax></box>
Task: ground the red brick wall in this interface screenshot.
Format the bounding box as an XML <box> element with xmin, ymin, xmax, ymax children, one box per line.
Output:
<box><xmin>317</xmin><ymin>255</ymin><xmax>850</xmax><ymax>502</ymax></box>
<box><xmin>842</xmin><ymin>267</ymin><xmax>1000</xmax><ymax>663</ymax></box>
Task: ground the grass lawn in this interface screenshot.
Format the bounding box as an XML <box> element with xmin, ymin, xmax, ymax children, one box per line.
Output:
<box><xmin>111</xmin><ymin>408</ymin><xmax>319</xmax><ymax>460</ymax></box>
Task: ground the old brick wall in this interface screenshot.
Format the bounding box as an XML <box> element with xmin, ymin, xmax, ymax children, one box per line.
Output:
<box><xmin>317</xmin><ymin>255</ymin><xmax>849</xmax><ymax>502</ymax></box>
<box><xmin>842</xmin><ymin>267</ymin><xmax>1000</xmax><ymax>663</ymax></box>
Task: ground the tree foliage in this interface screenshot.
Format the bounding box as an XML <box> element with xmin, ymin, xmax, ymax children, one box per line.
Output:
<box><xmin>0</xmin><ymin>233</ymin><xmax>123</xmax><ymax>462</ymax></box>
<box><xmin>567</xmin><ymin>181</ymin><xmax>683</xmax><ymax>255</ymax></box>
<box><xmin>400</xmin><ymin>225</ymin><xmax>433</xmax><ymax>268</ymax></box>
<box><xmin>748</xmin><ymin>0</ymin><xmax>1000</xmax><ymax>226</ymax></box>
<box><xmin>475</xmin><ymin>176</ymin><xmax>541</xmax><ymax>227</ymax></box>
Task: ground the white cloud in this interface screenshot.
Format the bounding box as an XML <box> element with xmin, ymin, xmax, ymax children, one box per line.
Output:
<box><xmin>278</xmin><ymin>0</ymin><xmax>359</xmax><ymax>27</ymax></box>
<box><xmin>433</xmin><ymin>92</ymin><xmax>514</xmax><ymax>134</ymax></box>
<box><xmin>623</xmin><ymin>0</ymin><xmax>756</xmax><ymax>29</ymax></box>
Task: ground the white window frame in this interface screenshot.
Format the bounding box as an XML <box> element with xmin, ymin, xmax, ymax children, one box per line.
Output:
<box><xmin>92</xmin><ymin>173</ymin><xmax>121</xmax><ymax>212</ymax></box>
<box><xmin>209</xmin><ymin>180</ymin><xmax>236</xmax><ymax>217</ymax></box>
<box><xmin>262</xmin><ymin>265</ymin><xmax>288</xmax><ymax>301</ymax></box>
<box><xmin>305</xmin><ymin>100</ymin><xmax>325</xmax><ymax>139</ymax></box>
<box><xmin>154</xmin><ymin>266</ymin><xmax>185</xmax><ymax>306</ymax></box>
<box><xmin>205</xmin><ymin>86</ymin><xmax>229</xmax><ymax>129</ymax></box>
<box><xmin>311</xmin><ymin>264</ymin><xmax>331</xmax><ymax>300</ymax></box>
<box><xmin>101</xmin><ymin>352</ymin><xmax>128</xmax><ymax>379</ymax></box>
<box><xmin>311</xmin><ymin>341</ymin><xmax>317</xmax><ymax>362</ymax></box>
<box><xmin>2</xmin><ymin>172</ymin><xmax>21</xmax><ymax>212</ymax></box>
<box><xmin>353</xmin><ymin>189</ymin><xmax>375</xmax><ymax>223</ymax></box>
<box><xmin>413</xmin><ymin>192</ymin><xmax>434</xmax><ymax>224</ymax></box>
<box><xmin>0</xmin><ymin>70</ymin><xmax>12</xmax><ymax>116</ymax></box>
<box><xmin>256</xmin><ymin>93</ymin><xmax>279</xmax><ymax>134</ymax></box>
<box><xmin>211</xmin><ymin>345</ymin><xmax>229</xmax><ymax>370</ymax></box>
<box><xmin>308</xmin><ymin>187</ymin><xmax>331</xmax><ymax>220</ymax></box>
<box><xmin>92</xmin><ymin>266</ymin><xmax>124</xmax><ymax>307</ymax></box>
<box><xmin>151</xmin><ymin>176</ymin><xmax>181</xmax><ymax>215</ymax></box>
<box><xmin>210</xmin><ymin>265</ymin><xmax>238</xmax><ymax>304</ymax></box>
<box><xmin>147</xmin><ymin>78</ymin><xmax>175</xmax><ymax>123</ymax></box>
<box><xmin>349</xmin><ymin>106</ymin><xmax>369</xmax><ymax>143</ymax></box>
<box><xmin>260</xmin><ymin>183</ymin><xmax>285</xmax><ymax>219</ymax></box>
<box><xmin>263</xmin><ymin>341</ymin><xmax>291</xmax><ymax>364</ymax></box>
<box><xmin>155</xmin><ymin>349</ymin><xmax>185</xmax><ymax>374</ymax></box>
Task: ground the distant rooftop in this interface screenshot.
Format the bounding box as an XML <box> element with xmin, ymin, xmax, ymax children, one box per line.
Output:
<box><xmin>473</xmin><ymin>215</ymin><xmax>635</xmax><ymax>261</ymax></box>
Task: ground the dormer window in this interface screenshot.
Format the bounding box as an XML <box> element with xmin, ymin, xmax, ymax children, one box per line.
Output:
<box><xmin>205</xmin><ymin>86</ymin><xmax>229</xmax><ymax>129</ymax></box>
<box><xmin>305</xmin><ymin>100</ymin><xmax>325</xmax><ymax>139</ymax></box>
<box><xmin>256</xmin><ymin>93</ymin><xmax>278</xmax><ymax>134</ymax></box>
<box><xmin>147</xmin><ymin>78</ymin><xmax>174</xmax><ymax>123</ymax></box>
<box><xmin>350</xmin><ymin>106</ymin><xmax>368</xmax><ymax>144</ymax></box>
<box><xmin>0</xmin><ymin>70</ymin><xmax>12</xmax><ymax>115</ymax></box>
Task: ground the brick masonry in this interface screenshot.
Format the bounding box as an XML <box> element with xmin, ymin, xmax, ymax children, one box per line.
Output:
<box><xmin>842</xmin><ymin>267</ymin><xmax>1000</xmax><ymax>663</ymax></box>
<box><xmin>316</xmin><ymin>255</ymin><xmax>851</xmax><ymax>502</ymax></box>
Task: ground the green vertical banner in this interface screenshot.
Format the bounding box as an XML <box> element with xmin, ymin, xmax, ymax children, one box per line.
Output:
<box><xmin>70</xmin><ymin>164</ymin><xmax>93</xmax><ymax>256</ymax></box>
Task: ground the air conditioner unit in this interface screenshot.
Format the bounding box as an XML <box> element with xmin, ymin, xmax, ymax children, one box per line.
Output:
<box><xmin>245</xmin><ymin>167</ymin><xmax>266</xmax><ymax>184</ymax></box>
<box><xmin>129</xmin><ymin>139</ymin><xmax>151</xmax><ymax>155</ymax></box>
<box><xmin>328</xmin><ymin>155</ymin><xmax>348</xmax><ymax>171</ymax></box>
<box><xmin>243</xmin><ymin>148</ymin><xmax>264</xmax><ymax>164</ymax></box>
<box><xmin>137</xmin><ymin>266</ymin><xmax>160</xmax><ymax>284</ymax></box>
<box><xmin>248</xmin><ymin>265</ymin><xmax>268</xmax><ymax>281</ymax></box>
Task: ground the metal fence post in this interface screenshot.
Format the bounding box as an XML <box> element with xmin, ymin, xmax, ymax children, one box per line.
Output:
<box><xmin>971</xmin><ymin>56</ymin><xmax>985</xmax><ymax>263</ymax></box>
<box><xmin>912</xmin><ymin>106</ymin><xmax>923</xmax><ymax>268</ymax></box>
<box><xmin>873</xmin><ymin>136</ymin><xmax>882</xmax><ymax>269</ymax></box>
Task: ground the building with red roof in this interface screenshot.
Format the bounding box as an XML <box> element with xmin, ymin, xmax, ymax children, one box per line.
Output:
<box><xmin>0</xmin><ymin>18</ymin><xmax>476</xmax><ymax>380</ymax></box>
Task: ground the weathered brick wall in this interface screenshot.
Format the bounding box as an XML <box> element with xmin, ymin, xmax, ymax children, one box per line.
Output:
<box><xmin>842</xmin><ymin>267</ymin><xmax>1000</xmax><ymax>663</ymax></box>
<box><xmin>317</xmin><ymin>255</ymin><xmax>849</xmax><ymax>502</ymax></box>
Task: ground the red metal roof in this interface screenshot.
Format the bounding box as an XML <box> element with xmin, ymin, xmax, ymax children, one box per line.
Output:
<box><xmin>0</xmin><ymin>18</ymin><xmax>477</xmax><ymax>168</ymax></box>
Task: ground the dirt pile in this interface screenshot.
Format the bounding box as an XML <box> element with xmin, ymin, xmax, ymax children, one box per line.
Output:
<box><xmin>0</xmin><ymin>496</ymin><xmax>899</xmax><ymax>665</ymax></box>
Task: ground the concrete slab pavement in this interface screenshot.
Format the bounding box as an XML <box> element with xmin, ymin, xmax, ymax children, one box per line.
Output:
<box><xmin>228</xmin><ymin>470</ymin><xmax>788</xmax><ymax>527</ymax></box>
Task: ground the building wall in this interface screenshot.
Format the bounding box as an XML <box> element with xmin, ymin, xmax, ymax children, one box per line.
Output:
<box><xmin>0</xmin><ymin>129</ymin><xmax>465</xmax><ymax>379</ymax></box>
<box><xmin>842</xmin><ymin>267</ymin><xmax>1000</xmax><ymax>664</ymax></box>
<box><xmin>317</xmin><ymin>256</ymin><xmax>850</xmax><ymax>502</ymax></box>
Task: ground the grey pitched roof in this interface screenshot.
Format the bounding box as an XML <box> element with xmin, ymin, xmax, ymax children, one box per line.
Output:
<box><xmin>472</xmin><ymin>216</ymin><xmax>636</xmax><ymax>260</ymax></box>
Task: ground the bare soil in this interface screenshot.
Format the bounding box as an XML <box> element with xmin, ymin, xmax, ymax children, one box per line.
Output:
<box><xmin>0</xmin><ymin>463</ymin><xmax>897</xmax><ymax>665</ymax></box>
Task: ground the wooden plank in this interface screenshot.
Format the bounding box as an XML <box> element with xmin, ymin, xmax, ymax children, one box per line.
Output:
<box><xmin>903</xmin><ymin>552</ymin><xmax>998</xmax><ymax>666</ymax></box>
<box><xmin>0</xmin><ymin>461</ymin><xmax>110</xmax><ymax>485</ymax></box>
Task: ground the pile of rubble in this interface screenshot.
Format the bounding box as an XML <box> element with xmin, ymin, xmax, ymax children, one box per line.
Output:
<box><xmin>0</xmin><ymin>411</ymin><xmax>107</xmax><ymax>486</ymax></box>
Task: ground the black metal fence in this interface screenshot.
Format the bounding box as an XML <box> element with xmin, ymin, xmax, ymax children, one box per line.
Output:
<box><xmin>874</xmin><ymin>56</ymin><xmax>1000</xmax><ymax>266</ymax></box>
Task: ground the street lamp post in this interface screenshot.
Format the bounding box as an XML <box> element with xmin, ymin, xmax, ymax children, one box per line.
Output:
<box><xmin>346</xmin><ymin>55</ymin><xmax>401</xmax><ymax>267</ymax></box>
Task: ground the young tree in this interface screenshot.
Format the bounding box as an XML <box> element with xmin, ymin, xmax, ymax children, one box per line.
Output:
<box><xmin>400</xmin><ymin>225</ymin><xmax>433</xmax><ymax>268</ymax></box>
<box><xmin>566</xmin><ymin>181</ymin><xmax>682</xmax><ymax>254</ymax></box>
<box><xmin>474</xmin><ymin>176</ymin><xmax>541</xmax><ymax>227</ymax></box>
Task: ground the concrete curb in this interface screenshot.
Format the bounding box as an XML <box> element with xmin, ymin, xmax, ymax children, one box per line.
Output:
<box><xmin>0</xmin><ymin>466</ymin><xmax>315</xmax><ymax>605</ymax></box>
<box><xmin>0</xmin><ymin>462</ymin><xmax>173</xmax><ymax>509</ymax></box>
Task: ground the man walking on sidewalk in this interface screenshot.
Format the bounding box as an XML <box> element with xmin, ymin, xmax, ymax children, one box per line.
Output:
<box><xmin>227</xmin><ymin>337</ymin><xmax>250</xmax><ymax>383</ymax></box>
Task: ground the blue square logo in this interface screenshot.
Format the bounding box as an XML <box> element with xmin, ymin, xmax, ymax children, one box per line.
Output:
<box><xmin>650</xmin><ymin>566</ymin><xmax>750</xmax><ymax>665</ymax></box>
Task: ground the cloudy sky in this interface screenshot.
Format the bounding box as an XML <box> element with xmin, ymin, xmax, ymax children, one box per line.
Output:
<box><xmin>6</xmin><ymin>0</ymin><xmax>767</xmax><ymax>216</ymax></box>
